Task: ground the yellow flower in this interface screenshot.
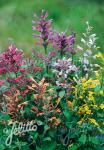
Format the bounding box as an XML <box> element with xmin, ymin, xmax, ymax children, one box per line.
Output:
<box><xmin>95</xmin><ymin>71</ymin><xmax>100</xmax><ymax>78</ymax></box>
<box><xmin>99</xmin><ymin>104</ymin><xmax>104</xmax><ymax>109</ymax></box>
<box><xmin>88</xmin><ymin>91</ymin><xmax>94</xmax><ymax>101</ymax></box>
<box><xmin>78</xmin><ymin>104</ymin><xmax>91</xmax><ymax>115</ymax></box>
<box><xmin>84</xmin><ymin>105</ymin><xmax>91</xmax><ymax>115</ymax></box>
<box><xmin>79</xmin><ymin>96</ymin><xmax>83</xmax><ymax>99</ymax></box>
<box><xmin>89</xmin><ymin>118</ymin><xmax>99</xmax><ymax>126</ymax></box>
<box><xmin>96</xmin><ymin>52</ymin><xmax>104</xmax><ymax>61</ymax></box>
<box><xmin>81</xmin><ymin>78</ymin><xmax>100</xmax><ymax>89</ymax></box>
<box><xmin>99</xmin><ymin>90</ymin><xmax>103</xmax><ymax>96</ymax></box>
<box><xmin>92</xmin><ymin>104</ymin><xmax>97</xmax><ymax>109</ymax></box>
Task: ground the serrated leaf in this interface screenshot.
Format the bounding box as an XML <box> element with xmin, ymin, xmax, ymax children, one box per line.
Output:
<box><xmin>79</xmin><ymin>134</ymin><xmax>86</xmax><ymax>144</ymax></box>
<box><xmin>0</xmin><ymin>144</ymin><xmax>5</xmax><ymax>150</ymax></box>
<box><xmin>43</xmin><ymin>137</ymin><xmax>51</xmax><ymax>142</ymax></box>
<box><xmin>89</xmin><ymin>136</ymin><xmax>100</xmax><ymax>144</ymax></box>
<box><xmin>94</xmin><ymin>85</ymin><xmax>101</xmax><ymax>92</ymax></box>
<box><xmin>63</xmin><ymin>109</ymin><xmax>71</xmax><ymax>121</ymax></box>
<box><xmin>0</xmin><ymin>86</ymin><xmax>7</xmax><ymax>91</ymax></box>
<box><xmin>42</xmin><ymin>141</ymin><xmax>56</xmax><ymax>150</ymax></box>
<box><xmin>59</xmin><ymin>90</ymin><xmax>65</xmax><ymax>98</ymax></box>
<box><xmin>10</xmin><ymin>72</ymin><xmax>16</xmax><ymax>78</ymax></box>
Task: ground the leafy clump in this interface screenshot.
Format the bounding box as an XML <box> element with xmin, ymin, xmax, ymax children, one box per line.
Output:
<box><xmin>0</xmin><ymin>10</ymin><xmax>104</xmax><ymax>150</ymax></box>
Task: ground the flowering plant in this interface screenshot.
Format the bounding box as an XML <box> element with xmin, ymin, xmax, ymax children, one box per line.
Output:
<box><xmin>0</xmin><ymin>10</ymin><xmax>104</xmax><ymax>150</ymax></box>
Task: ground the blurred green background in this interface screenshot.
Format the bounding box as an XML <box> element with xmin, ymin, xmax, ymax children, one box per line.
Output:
<box><xmin>0</xmin><ymin>0</ymin><xmax>104</xmax><ymax>55</ymax></box>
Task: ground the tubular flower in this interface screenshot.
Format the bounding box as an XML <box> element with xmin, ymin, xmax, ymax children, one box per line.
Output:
<box><xmin>0</xmin><ymin>44</ymin><xmax>32</xmax><ymax>90</ymax></box>
<box><xmin>32</xmin><ymin>10</ymin><xmax>53</xmax><ymax>49</ymax></box>
<box><xmin>53</xmin><ymin>32</ymin><xmax>75</xmax><ymax>55</ymax></box>
<box><xmin>4</xmin><ymin>90</ymin><xmax>28</xmax><ymax>119</ymax></box>
<box><xmin>0</xmin><ymin>80</ymin><xmax>5</xmax><ymax>86</ymax></box>
<box><xmin>0</xmin><ymin>44</ymin><xmax>24</xmax><ymax>74</ymax></box>
<box><xmin>52</xmin><ymin>57</ymin><xmax>77</xmax><ymax>88</ymax></box>
<box><xmin>33</xmin><ymin>50</ymin><xmax>56</xmax><ymax>63</ymax></box>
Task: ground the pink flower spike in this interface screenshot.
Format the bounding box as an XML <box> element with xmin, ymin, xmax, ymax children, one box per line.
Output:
<box><xmin>0</xmin><ymin>80</ymin><xmax>5</xmax><ymax>86</ymax></box>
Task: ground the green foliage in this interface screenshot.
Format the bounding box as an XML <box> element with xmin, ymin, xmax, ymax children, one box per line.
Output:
<box><xmin>0</xmin><ymin>8</ymin><xmax>104</xmax><ymax>150</ymax></box>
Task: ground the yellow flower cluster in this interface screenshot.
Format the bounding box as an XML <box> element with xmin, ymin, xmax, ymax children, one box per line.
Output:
<box><xmin>89</xmin><ymin>118</ymin><xmax>99</xmax><ymax>126</ymax></box>
<box><xmin>88</xmin><ymin>91</ymin><xmax>94</xmax><ymax>101</ymax></box>
<box><xmin>78</xmin><ymin>104</ymin><xmax>91</xmax><ymax>115</ymax></box>
<box><xmin>74</xmin><ymin>77</ymin><xmax>100</xmax><ymax>100</ymax></box>
<box><xmin>99</xmin><ymin>104</ymin><xmax>104</xmax><ymax>109</ymax></box>
<box><xmin>81</xmin><ymin>78</ymin><xmax>100</xmax><ymax>89</ymax></box>
<box><xmin>96</xmin><ymin>52</ymin><xmax>104</xmax><ymax>61</ymax></box>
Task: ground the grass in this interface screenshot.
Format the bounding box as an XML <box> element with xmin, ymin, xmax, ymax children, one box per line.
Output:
<box><xmin>0</xmin><ymin>0</ymin><xmax>104</xmax><ymax>55</ymax></box>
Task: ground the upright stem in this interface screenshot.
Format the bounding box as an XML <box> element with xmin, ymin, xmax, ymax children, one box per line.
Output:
<box><xmin>43</xmin><ymin>41</ymin><xmax>49</xmax><ymax>74</ymax></box>
<box><xmin>46</xmin><ymin>64</ymin><xmax>49</xmax><ymax>74</ymax></box>
<box><xmin>60</xmin><ymin>49</ymin><xmax>63</xmax><ymax>58</ymax></box>
<box><xmin>71</xmin><ymin>53</ymin><xmax>74</xmax><ymax>64</ymax></box>
<box><xmin>43</xmin><ymin>41</ymin><xmax>47</xmax><ymax>55</ymax></box>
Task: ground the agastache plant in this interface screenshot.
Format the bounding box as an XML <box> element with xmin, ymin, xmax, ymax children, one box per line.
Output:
<box><xmin>0</xmin><ymin>44</ymin><xmax>34</xmax><ymax>102</ymax></box>
<box><xmin>0</xmin><ymin>44</ymin><xmax>24</xmax><ymax>74</ymax></box>
<box><xmin>53</xmin><ymin>32</ymin><xmax>75</xmax><ymax>57</ymax></box>
<box><xmin>0</xmin><ymin>10</ymin><xmax>103</xmax><ymax>150</ymax></box>
<box><xmin>32</xmin><ymin>10</ymin><xmax>53</xmax><ymax>54</ymax></box>
<box><xmin>52</xmin><ymin>57</ymin><xmax>77</xmax><ymax>88</ymax></box>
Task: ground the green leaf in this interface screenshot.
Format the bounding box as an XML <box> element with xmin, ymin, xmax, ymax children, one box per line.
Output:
<box><xmin>42</xmin><ymin>141</ymin><xmax>56</xmax><ymax>150</ymax></box>
<box><xmin>36</xmin><ymin>147</ymin><xmax>42</xmax><ymax>150</ymax></box>
<box><xmin>21</xmin><ymin>64</ymin><xmax>28</xmax><ymax>68</ymax></box>
<box><xmin>59</xmin><ymin>90</ymin><xmax>65</xmax><ymax>98</ymax></box>
<box><xmin>10</xmin><ymin>72</ymin><xmax>16</xmax><ymax>78</ymax></box>
<box><xmin>89</xmin><ymin>136</ymin><xmax>100</xmax><ymax>144</ymax></box>
<box><xmin>43</xmin><ymin>137</ymin><xmax>51</xmax><ymax>142</ymax></box>
<box><xmin>94</xmin><ymin>85</ymin><xmax>101</xmax><ymax>92</ymax></box>
<box><xmin>33</xmin><ymin>132</ymin><xmax>38</xmax><ymax>140</ymax></box>
<box><xmin>63</xmin><ymin>109</ymin><xmax>71</xmax><ymax>121</ymax></box>
<box><xmin>1</xmin><ymin>114</ymin><xmax>10</xmax><ymax>121</ymax></box>
<box><xmin>43</xmin><ymin>124</ymin><xmax>50</xmax><ymax>135</ymax></box>
<box><xmin>37</xmin><ymin>120</ymin><xmax>43</xmax><ymax>125</ymax></box>
<box><xmin>78</xmin><ymin>134</ymin><xmax>87</xmax><ymax>144</ymax></box>
<box><xmin>0</xmin><ymin>85</ymin><xmax>7</xmax><ymax>91</ymax></box>
<box><xmin>68</xmin><ymin>144</ymin><xmax>80</xmax><ymax>150</ymax></box>
<box><xmin>0</xmin><ymin>145</ymin><xmax>5</xmax><ymax>150</ymax></box>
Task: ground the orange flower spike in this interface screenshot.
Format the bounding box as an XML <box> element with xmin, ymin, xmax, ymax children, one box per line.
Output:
<box><xmin>56</xmin><ymin>108</ymin><xmax>61</xmax><ymax>113</ymax></box>
<box><xmin>47</xmin><ymin>88</ymin><xmax>54</xmax><ymax>93</ymax></box>
<box><xmin>30</xmin><ymin>110</ymin><xmax>35</xmax><ymax>113</ymax></box>
<box><xmin>38</xmin><ymin>78</ymin><xmax>45</xmax><ymax>86</ymax></box>
<box><xmin>56</xmin><ymin>98</ymin><xmax>61</xmax><ymax>106</ymax></box>
<box><xmin>15</xmin><ymin>97</ymin><xmax>20</xmax><ymax>103</ymax></box>
<box><xmin>30</xmin><ymin>76</ymin><xmax>39</xmax><ymax>88</ymax></box>
<box><xmin>47</xmin><ymin>96</ymin><xmax>52</xmax><ymax>101</ymax></box>
<box><xmin>49</xmin><ymin>117</ymin><xmax>61</xmax><ymax>126</ymax></box>
<box><xmin>18</xmin><ymin>101</ymin><xmax>28</xmax><ymax>108</ymax></box>
<box><xmin>33</xmin><ymin>94</ymin><xmax>39</xmax><ymax>100</ymax></box>
<box><xmin>8</xmin><ymin>119</ymin><xmax>13</xmax><ymax>125</ymax></box>
<box><xmin>31</xmin><ymin>106</ymin><xmax>38</xmax><ymax>112</ymax></box>
<box><xmin>32</xmin><ymin>83</ymin><xmax>36</xmax><ymax>88</ymax></box>
<box><xmin>67</xmin><ymin>100</ymin><xmax>73</xmax><ymax>108</ymax></box>
<box><xmin>15</xmin><ymin>90</ymin><xmax>20</xmax><ymax>96</ymax></box>
<box><xmin>23</xmin><ymin>89</ymin><xmax>29</xmax><ymax>94</ymax></box>
<box><xmin>30</xmin><ymin>76</ymin><xmax>37</xmax><ymax>83</ymax></box>
<box><xmin>27</xmin><ymin>85</ymin><xmax>35</xmax><ymax>91</ymax></box>
<box><xmin>37</xmin><ymin>112</ymin><xmax>44</xmax><ymax>116</ymax></box>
